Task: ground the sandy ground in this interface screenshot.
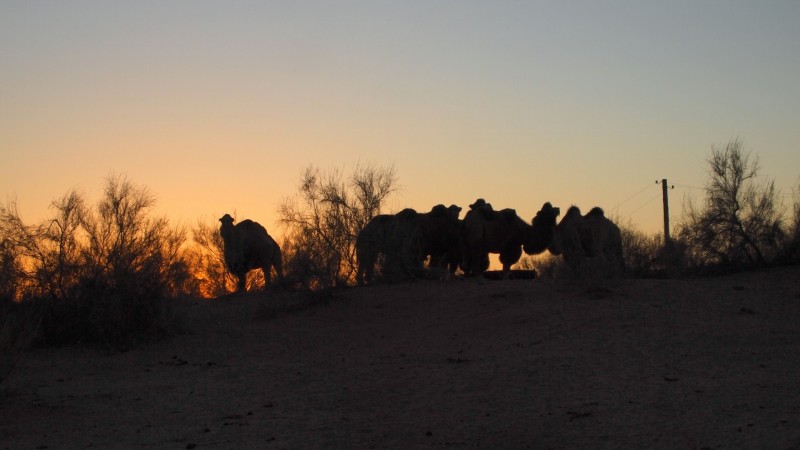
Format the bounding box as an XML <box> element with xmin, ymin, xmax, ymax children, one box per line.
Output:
<box><xmin>2</xmin><ymin>266</ymin><xmax>800</xmax><ymax>449</ymax></box>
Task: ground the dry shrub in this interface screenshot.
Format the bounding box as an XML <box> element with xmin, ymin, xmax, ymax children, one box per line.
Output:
<box><xmin>278</xmin><ymin>163</ymin><xmax>397</xmax><ymax>288</ymax></box>
<box><xmin>515</xmin><ymin>253</ymin><xmax>568</xmax><ymax>279</ymax></box>
<box><xmin>678</xmin><ymin>139</ymin><xmax>785</xmax><ymax>269</ymax></box>
<box><xmin>617</xmin><ymin>220</ymin><xmax>687</xmax><ymax>277</ymax></box>
<box><xmin>189</xmin><ymin>219</ymin><xmax>239</xmax><ymax>297</ymax></box>
<box><xmin>778</xmin><ymin>181</ymin><xmax>800</xmax><ymax>264</ymax></box>
<box><xmin>0</xmin><ymin>175</ymin><xmax>192</xmax><ymax>350</ymax></box>
<box><xmin>279</xmin><ymin>230</ymin><xmax>337</xmax><ymax>291</ymax></box>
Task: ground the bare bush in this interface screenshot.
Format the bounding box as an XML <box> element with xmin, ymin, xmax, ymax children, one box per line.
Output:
<box><xmin>79</xmin><ymin>176</ymin><xmax>191</xmax><ymax>294</ymax></box>
<box><xmin>0</xmin><ymin>193</ymin><xmax>85</xmax><ymax>300</ymax></box>
<box><xmin>0</xmin><ymin>238</ymin><xmax>20</xmax><ymax>304</ymax></box>
<box><xmin>678</xmin><ymin>139</ymin><xmax>784</xmax><ymax>268</ymax></box>
<box><xmin>0</xmin><ymin>175</ymin><xmax>192</xmax><ymax>349</ymax></box>
<box><xmin>278</xmin><ymin>164</ymin><xmax>397</xmax><ymax>288</ymax></box>
<box><xmin>280</xmin><ymin>228</ymin><xmax>335</xmax><ymax>290</ymax></box>
<box><xmin>514</xmin><ymin>253</ymin><xmax>566</xmax><ymax>279</ymax></box>
<box><xmin>189</xmin><ymin>219</ymin><xmax>238</xmax><ymax>297</ymax></box>
<box><xmin>619</xmin><ymin>222</ymin><xmax>656</xmax><ymax>275</ymax></box>
<box><xmin>780</xmin><ymin>181</ymin><xmax>800</xmax><ymax>263</ymax></box>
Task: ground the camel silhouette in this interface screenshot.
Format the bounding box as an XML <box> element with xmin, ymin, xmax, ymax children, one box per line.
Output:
<box><xmin>549</xmin><ymin>206</ymin><xmax>625</xmax><ymax>277</ymax></box>
<box><xmin>461</xmin><ymin>199</ymin><xmax>560</xmax><ymax>277</ymax></box>
<box><xmin>219</xmin><ymin>214</ymin><xmax>283</xmax><ymax>292</ymax></box>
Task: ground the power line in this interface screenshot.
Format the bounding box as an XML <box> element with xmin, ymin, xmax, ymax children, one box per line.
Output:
<box><xmin>612</xmin><ymin>182</ymin><xmax>657</xmax><ymax>211</ymax></box>
<box><xmin>627</xmin><ymin>192</ymin><xmax>662</xmax><ymax>217</ymax></box>
<box><xmin>673</xmin><ymin>183</ymin><xmax>705</xmax><ymax>191</ymax></box>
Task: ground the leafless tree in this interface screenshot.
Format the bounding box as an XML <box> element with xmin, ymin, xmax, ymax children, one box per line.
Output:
<box><xmin>780</xmin><ymin>180</ymin><xmax>800</xmax><ymax>263</ymax></box>
<box><xmin>0</xmin><ymin>191</ymin><xmax>87</xmax><ymax>299</ymax></box>
<box><xmin>0</xmin><ymin>238</ymin><xmax>19</xmax><ymax>303</ymax></box>
<box><xmin>0</xmin><ymin>175</ymin><xmax>192</xmax><ymax>348</ymax></box>
<box><xmin>678</xmin><ymin>139</ymin><xmax>784</xmax><ymax>267</ymax></box>
<box><xmin>278</xmin><ymin>163</ymin><xmax>397</xmax><ymax>288</ymax></box>
<box><xmin>190</xmin><ymin>219</ymin><xmax>238</xmax><ymax>297</ymax></box>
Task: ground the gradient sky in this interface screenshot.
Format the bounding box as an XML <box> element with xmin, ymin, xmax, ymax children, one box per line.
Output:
<box><xmin>2</xmin><ymin>1</ymin><xmax>799</xmax><ymax>239</ymax></box>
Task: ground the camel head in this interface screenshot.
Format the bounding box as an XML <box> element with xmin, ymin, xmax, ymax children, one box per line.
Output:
<box><xmin>549</xmin><ymin>205</ymin><xmax>581</xmax><ymax>255</ymax></box>
<box><xmin>533</xmin><ymin>202</ymin><xmax>561</xmax><ymax>229</ymax></box>
<box><xmin>429</xmin><ymin>204</ymin><xmax>449</xmax><ymax>216</ymax></box>
<box><xmin>523</xmin><ymin>202</ymin><xmax>561</xmax><ymax>255</ymax></box>
<box><xmin>468</xmin><ymin>198</ymin><xmax>496</xmax><ymax>220</ymax></box>
<box><xmin>219</xmin><ymin>213</ymin><xmax>236</xmax><ymax>241</ymax></box>
<box><xmin>447</xmin><ymin>204</ymin><xmax>462</xmax><ymax>220</ymax></box>
<box><xmin>469</xmin><ymin>198</ymin><xmax>492</xmax><ymax>211</ymax></box>
<box><xmin>429</xmin><ymin>204</ymin><xmax>462</xmax><ymax>221</ymax></box>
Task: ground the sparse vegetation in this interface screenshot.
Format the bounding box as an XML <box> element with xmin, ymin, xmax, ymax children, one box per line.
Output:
<box><xmin>1</xmin><ymin>147</ymin><xmax>798</xmax><ymax>369</ymax></box>
<box><xmin>678</xmin><ymin>139</ymin><xmax>785</xmax><ymax>269</ymax></box>
<box><xmin>514</xmin><ymin>253</ymin><xmax>566</xmax><ymax>279</ymax></box>
<box><xmin>277</xmin><ymin>164</ymin><xmax>397</xmax><ymax>289</ymax></box>
<box><xmin>0</xmin><ymin>238</ymin><xmax>20</xmax><ymax>304</ymax></box>
<box><xmin>188</xmin><ymin>219</ymin><xmax>238</xmax><ymax>297</ymax></box>
<box><xmin>780</xmin><ymin>180</ymin><xmax>800</xmax><ymax>264</ymax></box>
<box><xmin>0</xmin><ymin>175</ymin><xmax>193</xmax><ymax>352</ymax></box>
<box><xmin>617</xmin><ymin>220</ymin><xmax>653</xmax><ymax>275</ymax></box>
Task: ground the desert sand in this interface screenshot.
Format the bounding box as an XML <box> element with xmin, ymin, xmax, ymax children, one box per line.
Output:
<box><xmin>2</xmin><ymin>266</ymin><xmax>800</xmax><ymax>449</ymax></box>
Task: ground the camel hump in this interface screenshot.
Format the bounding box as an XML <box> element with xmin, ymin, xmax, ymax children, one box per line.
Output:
<box><xmin>396</xmin><ymin>208</ymin><xmax>418</xmax><ymax>220</ymax></box>
<box><xmin>586</xmin><ymin>207</ymin><xmax>605</xmax><ymax>218</ymax></box>
<box><xmin>469</xmin><ymin>198</ymin><xmax>493</xmax><ymax>211</ymax></box>
<box><xmin>373</xmin><ymin>214</ymin><xmax>394</xmax><ymax>224</ymax></box>
<box><xmin>565</xmin><ymin>205</ymin><xmax>582</xmax><ymax>218</ymax></box>
<box><xmin>429</xmin><ymin>204</ymin><xmax>448</xmax><ymax>215</ymax></box>
<box><xmin>237</xmin><ymin>219</ymin><xmax>269</xmax><ymax>235</ymax></box>
<box><xmin>498</xmin><ymin>208</ymin><xmax>518</xmax><ymax>221</ymax></box>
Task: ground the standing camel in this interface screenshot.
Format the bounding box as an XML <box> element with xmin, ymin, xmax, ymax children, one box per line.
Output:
<box><xmin>549</xmin><ymin>206</ymin><xmax>625</xmax><ymax>277</ymax></box>
<box><xmin>461</xmin><ymin>199</ymin><xmax>560</xmax><ymax>278</ymax></box>
<box><xmin>219</xmin><ymin>214</ymin><xmax>283</xmax><ymax>292</ymax></box>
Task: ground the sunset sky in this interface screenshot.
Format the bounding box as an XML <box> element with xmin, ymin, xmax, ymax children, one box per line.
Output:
<box><xmin>2</xmin><ymin>1</ymin><xmax>799</xmax><ymax>240</ymax></box>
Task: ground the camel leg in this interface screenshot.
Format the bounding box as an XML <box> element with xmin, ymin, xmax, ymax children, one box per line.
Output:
<box><xmin>425</xmin><ymin>254</ymin><xmax>449</xmax><ymax>281</ymax></box>
<box><xmin>357</xmin><ymin>259</ymin><xmax>367</xmax><ymax>285</ymax></box>
<box><xmin>447</xmin><ymin>252</ymin><xmax>459</xmax><ymax>279</ymax></box>
<box><xmin>356</xmin><ymin>265</ymin><xmax>365</xmax><ymax>285</ymax></box>
<box><xmin>273</xmin><ymin>253</ymin><xmax>284</xmax><ymax>288</ymax></box>
<box><xmin>262</xmin><ymin>266</ymin><xmax>272</xmax><ymax>289</ymax></box>
<box><xmin>360</xmin><ymin>253</ymin><xmax>376</xmax><ymax>285</ymax></box>
<box><xmin>466</xmin><ymin>251</ymin><xmax>478</xmax><ymax>277</ymax></box>
<box><xmin>459</xmin><ymin>248</ymin><xmax>471</xmax><ymax>277</ymax></box>
<box><xmin>500</xmin><ymin>246</ymin><xmax>522</xmax><ymax>279</ymax></box>
<box><xmin>236</xmin><ymin>271</ymin><xmax>247</xmax><ymax>292</ymax></box>
<box><xmin>364</xmin><ymin>265</ymin><xmax>373</xmax><ymax>284</ymax></box>
<box><xmin>468</xmin><ymin>248</ymin><xmax>489</xmax><ymax>277</ymax></box>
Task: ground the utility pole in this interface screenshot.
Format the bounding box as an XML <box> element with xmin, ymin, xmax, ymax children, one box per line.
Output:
<box><xmin>658</xmin><ymin>179</ymin><xmax>674</xmax><ymax>243</ymax></box>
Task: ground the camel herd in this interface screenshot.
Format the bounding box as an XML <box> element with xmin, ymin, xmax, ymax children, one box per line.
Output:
<box><xmin>219</xmin><ymin>199</ymin><xmax>624</xmax><ymax>292</ymax></box>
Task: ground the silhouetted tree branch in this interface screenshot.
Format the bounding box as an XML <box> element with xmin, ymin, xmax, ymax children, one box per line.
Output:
<box><xmin>678</xmin><ymin>139</ymin><xmax>784</xmax><ymax>267</ymax></box>
<box><xmin>278</xmin><ymin>163</ymin><xmax>397</xmax><ymax>288</ymax></box>
<box><xmin>0</xmin><ymin>175</ymin><xmax>193</xmax><ymax>349</ymax></box>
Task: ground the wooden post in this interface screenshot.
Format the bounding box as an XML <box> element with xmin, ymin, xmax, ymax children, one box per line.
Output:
<box><xmin>661</xmin><ymin>178</ymin><xmax>671</xmax><ymax>243</ymax></box>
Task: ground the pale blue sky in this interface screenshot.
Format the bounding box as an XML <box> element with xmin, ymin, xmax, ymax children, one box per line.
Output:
<box><xmin>2</xmin><ymin>1</ymin><xmax>799</xmax><ymax>235</ymax></box>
